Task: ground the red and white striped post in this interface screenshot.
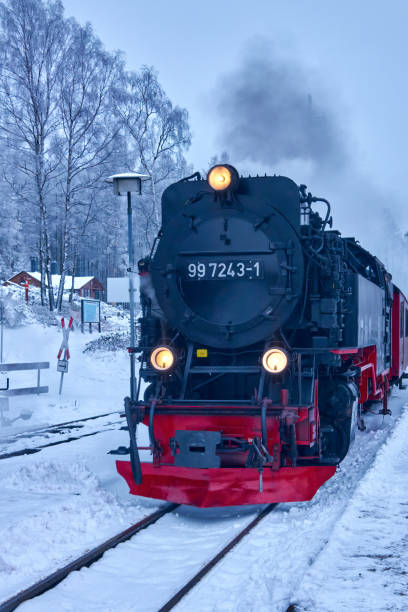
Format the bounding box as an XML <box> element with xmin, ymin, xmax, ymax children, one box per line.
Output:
<box><xmin>57</xmin><ymin>316</ymin><xmax>73</xmax><ymax>395</ymax></box>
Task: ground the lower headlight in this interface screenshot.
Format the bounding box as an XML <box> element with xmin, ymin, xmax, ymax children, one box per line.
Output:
<box><xmin>150</xmin><ymin>346</ymin><xmax>175</xmax><ymax>371</ymax></box>
<box><xmin>262</xmin><ymin>348</ymin><xmax>288</xmax><ymax>374</ymax></box>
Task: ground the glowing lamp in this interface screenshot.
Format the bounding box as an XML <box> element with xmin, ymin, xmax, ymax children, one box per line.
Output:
<box><xmin>150</xmin><ymin>346</ymin><xmax>175</xmax><ymax>371</ymax></box>
<box><xmin>262</xmin><ymin>348</ymin><xmax>288</xmax><ymax>374</ymax></box>
<box><xmin>207</xmin><ymin>164</ymin><xmax>239</xmax><ymax>192</ymax></box>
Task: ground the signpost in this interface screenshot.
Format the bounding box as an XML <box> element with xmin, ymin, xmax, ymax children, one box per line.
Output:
<box><xmin>81</xmin><ymin>299</ymin><xmax>101</xmax><ymax>333</ymax></box>
<box><xmin>57</xmin><ymin>316</ymin><xmax>73</xmax><ymax>395</ymax></box>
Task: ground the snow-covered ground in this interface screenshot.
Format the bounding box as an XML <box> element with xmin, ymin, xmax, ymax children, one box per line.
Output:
<box><xmin>17</xmin><ymin>503</ymin><xmax>264</xmax><ymax>611</ymax></box>
<box><xmin>294</xmin><ymin>406</ymin><xmax>408</xmax><ymax>612</ymax></box>
<box><xmin>0</xmin><ymin>290</ymin><xmax>407</xmax><ymax>611</ymax></box>
<box><xmin>0</xmin><ymin>412</ymin><xmax>123</xmax><ymax>457</ymax></box>
<box><xmin>0</xmin><ymin>316</ymin><xmax>129</xmax><ymax>430</ymax></box>
<box><xmin>0</xmin><ymin>293</ymin><xmax>157</xmax><ymax>604</ymax></box>
<box><xmin>1</xmin><ymin>390</ymin><xmax>406</xmax><ymax>611</ymax></box>
<box><xmin>0</xmin><ymin>423</ymin><xmax>158</xmax><ymax>604</ymax></box>
<box><xmin>175</xmin><ymin>393</ymin><xmax>408</xmax><ymax>612</ymax></box>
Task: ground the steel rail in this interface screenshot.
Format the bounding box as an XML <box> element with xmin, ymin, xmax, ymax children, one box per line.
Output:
<box><xmin>0</xmin><ymin>411</ymin><xmax>120</xmax><ymax>443</ymax></box>
<box><xmin>0</xmin><ymin>413</ymin><xmax>124</xmax><ymax>460</ymax></box>
<box><xmin>158</xmin><ymin>503</ymin><xmax>278</xmax><ymax>612</ymax></box>
<box><xmin>0</xmin><ymin>424</ymin><xmax>122</xmax><ymax>460</ymax></box>
<box><xmin>0</xmin><ymin>503</ymin><xmax>179</xmax><ymax>612</ymax></box>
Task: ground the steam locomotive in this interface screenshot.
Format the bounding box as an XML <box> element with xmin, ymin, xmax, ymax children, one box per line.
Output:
<box><xmin>116</xmin><ymin>164</ymin><xmax>408</xmax><ymax>507</ymax></box>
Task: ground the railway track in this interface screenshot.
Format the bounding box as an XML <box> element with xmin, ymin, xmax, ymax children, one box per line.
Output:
<box><xmin>0</xmin><ymin>503</ymin><xmax>178</xmax><ymax>612</ymax></box>
<box><xmin>0</xmin><ymin>410</ymin><xmax>120</xmax><ymax>441</ymax></box>
<box><xmin>0</xmin><ymin>503</ymin><xmax>278</xmax><ymax>611</ymax></box>
<box><xmin>158</xmin><ymin>503</ymin><xmax>278</xmax><ymax>612</ymax></box>
<box><xmin>0</xmin><ymin>412</ymin><xmax>124</xmax><ymax>460</ymax></box>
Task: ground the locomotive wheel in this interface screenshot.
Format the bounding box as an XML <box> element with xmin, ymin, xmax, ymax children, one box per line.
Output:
<box><xmin>319</xmin><ymin>379</ymin><xmax>357</xmax><ymax>464</ymax></box>
<box><xmin>320</xmin><ymin>417</ymin><xmax>352</xmax><ymax>463</ymax></box>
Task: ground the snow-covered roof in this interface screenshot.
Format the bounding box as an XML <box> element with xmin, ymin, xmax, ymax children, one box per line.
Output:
<box><xmin>29</xmin><ymin>273</ymin><xmax>95</xmax><ymax>290</ymax></box>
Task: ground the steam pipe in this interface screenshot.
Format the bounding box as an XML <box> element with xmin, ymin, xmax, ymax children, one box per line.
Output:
<box><xmin>124</xmin><ymin>399</ymin><xmax>142</xmax><ymax>485</ymax></box>
<box><xmin>261</xmin><ymin>400</ymin><xmax>272</xmax><ymax>461</ymax></box>
<box><xmin>290</xmin><ymin>423</ymin><xmax>298</xmax><ymax>467</ymax></box>
<box><xmin>149</xmin><ymin>399</ymin><xmax>158</xmax><ymax>450</ymax></box>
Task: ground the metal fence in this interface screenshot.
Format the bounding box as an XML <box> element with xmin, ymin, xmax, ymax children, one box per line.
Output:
<box><xmin>0</xmin><ymin>361</ymin><xmax>50</xmax><ymax>427</ymax></box>
<box><xmin>0</xmin><ymin>361</ymin><xmax>49</xmax><ymax>396</ymax></box>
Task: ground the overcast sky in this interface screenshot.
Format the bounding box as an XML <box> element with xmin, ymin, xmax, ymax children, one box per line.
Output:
<box><xmin>63</xmin><ymin>0</ymin><xmax>408</xmax><ymax>281</ymax></box>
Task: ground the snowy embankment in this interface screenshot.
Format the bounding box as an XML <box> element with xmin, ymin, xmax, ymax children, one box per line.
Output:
<box><xmin>0</xmin><ymin>405</ymin><xmax>156</xmax><ymax>605</ymax></box>
<box><xmin>0</xmin><ymin>309</ymin><xmax>130</xmax><ymax>429</ymax></box>
<box><xmin>0</xmin><ymin>289</ymin><xmax>158</xmax><ymax>604</ymax></box>
<box><xmin>294</xmin><ymin>406</ymin><xmax>408</xmax><ymax>612</ymax></box>
<box><xmin>174</xmin><ymin>393</ymin><xmax>408</xmax><ymax>612</ymax></box>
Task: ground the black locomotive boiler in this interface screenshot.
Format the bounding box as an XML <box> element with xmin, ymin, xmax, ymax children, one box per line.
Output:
<box><xmin>116</xmin><ymin>164</ymin><xmax>408</xmax><ymax>507</ymax></box>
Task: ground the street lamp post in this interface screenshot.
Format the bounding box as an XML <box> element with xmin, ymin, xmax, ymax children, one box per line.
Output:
<box><xmin>127</xmin><ymin>190</ymin><xmax>137</xmax><ymax>398</ymax></box>
<box><xmin>105</xmin><ymin>172</ymin><xmax>149</xmax><ymax>485</ymax></box>
<box><xmin>105</xmin><ymin>172</ymin><xmax>149</xmax><ymax>400</ymax></box>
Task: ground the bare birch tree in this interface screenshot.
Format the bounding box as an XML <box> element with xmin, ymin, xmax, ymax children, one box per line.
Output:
<box><xmin>0</xmin><ymin>5</ymin><xmax>192</xmax><ymax>298</ymax></box>
<box><xmin>0</xmin><ymin>0</ymin><xmax>67</xmax><ymax>309</ymax></box>
<box><xmin>54</xmin><ymin>21</ymin><xmax>122</xmax><ymax>310</ymax></box>
<box><xmin>114</xmin><ymin>66</ymin><xmax>191</xmax><ymax>249</ymax></box>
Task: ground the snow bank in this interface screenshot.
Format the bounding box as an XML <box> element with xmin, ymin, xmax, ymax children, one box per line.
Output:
<box><xmin>0</xmin><ymin>458</ymin><xmax>151</xmax><ymax>603</ymax></box>
<box><xmin>0</xmin><ymin>318</ymin><xmax>130</xmax><ymax>430</ymax></box>
<box><xmin>174</xmin><ymin>393</ymin><xmax>408</xmax><ymax>612</ymax></box>
<box><xmin>83</xmin><ymin>331</ymin><xmax>129</xmax><ymax>353</ymax></box>
<box><xmin>1</xmin><ymin>459</ymin><xmax>101</xmax><ymax>494</ymax></box>
<box><xmin>294</xmin><ymin>407</ymin><xmax>408</xmax><ymax>612</ymax></box>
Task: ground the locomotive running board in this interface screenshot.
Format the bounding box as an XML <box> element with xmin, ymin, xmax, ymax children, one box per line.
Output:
<box><xmin>116</xmin><ymin>461</ymin><xmax>337</xmax><ymax>507</ymax></box>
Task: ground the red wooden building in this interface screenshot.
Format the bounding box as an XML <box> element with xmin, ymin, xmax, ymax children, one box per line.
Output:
<box><xmin>5</xmin><ymin>271</ymin><xmax>104</xmax><ymax>300</ymax></box>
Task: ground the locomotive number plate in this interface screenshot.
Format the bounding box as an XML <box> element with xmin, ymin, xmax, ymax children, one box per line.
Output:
<box><xmin>185</xmin><ymin>260</ymin><xmax>264</xmax><ymax>280</ymax></box>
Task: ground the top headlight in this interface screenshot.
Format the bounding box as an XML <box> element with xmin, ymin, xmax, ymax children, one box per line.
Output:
<box><xmin>207</xmin><ymin>164</ymin><xmax>239</xmax><ymax>192</ymax></box>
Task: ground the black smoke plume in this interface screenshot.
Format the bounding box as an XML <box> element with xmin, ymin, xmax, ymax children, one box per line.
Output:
<box><xmin>214</xmin><ymin>43</ymin><xmax>346</xmax><ymax>169</ymax></box>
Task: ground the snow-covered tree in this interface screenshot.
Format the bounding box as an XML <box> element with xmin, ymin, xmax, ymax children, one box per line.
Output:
<box><xmin>113</xmin><ymin>66</ymin><xmax>191</xmax><ymax>250</ymax></box>
<box><xmin>53</xmin><ymin>20</ymin><xmax>122</xmax><ymax>310</ymax></box>
<box><xmin>0</xmin><ymin>0</ymin><xmax>67</xmax><ymax>308</ymax></box>
<box><xmin>0</xmin><ymin>0</ymin><xmax>192</xmax><ymax>303</ymax></box>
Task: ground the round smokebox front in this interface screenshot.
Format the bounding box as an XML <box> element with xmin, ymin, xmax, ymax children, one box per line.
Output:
<box><xmin>152</xmin><ymin>207</ymin><xmax>304</xmax><ymax>348</ymax></box>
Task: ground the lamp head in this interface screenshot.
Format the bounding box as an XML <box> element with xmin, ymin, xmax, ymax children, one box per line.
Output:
<box><xmin>105</xmin><ymin>172</ymin><xmax>150</xmax><ymax>195</ymax></box>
